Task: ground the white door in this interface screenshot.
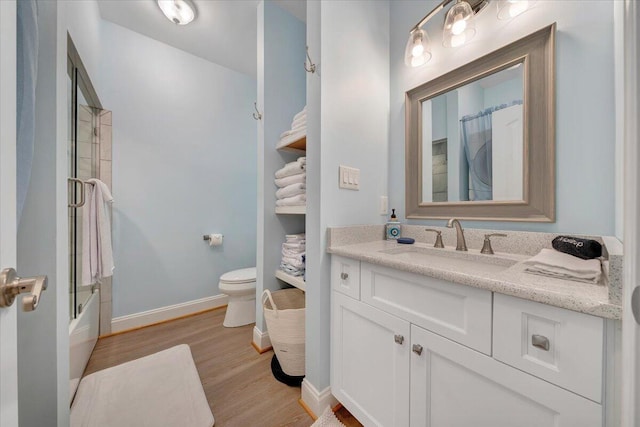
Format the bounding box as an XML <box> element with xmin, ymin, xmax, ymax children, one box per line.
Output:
<box><xmin>0</xmin><ymin>1</ymin><xmax>19</xmax><ymax>425</ymax></box>
<box><xmin>409</xmin><ymin>325</ymin><xmax>602</xmax><ymax>427</ymax></box>
<box><xmin>331</xmin><ymin>292</ymin><xmax>410</xmax><ymax>427</ymax></box>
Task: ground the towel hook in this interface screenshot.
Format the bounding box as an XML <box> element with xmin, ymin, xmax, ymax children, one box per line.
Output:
<box><xmin>304</xmin><ymin>46</ymin><xmax>316</xmax><ymax>74</ymax></box>
<box><xmin>252</xmin><ymin>102</ymin><xmax>262</xmax><ymax>121</ymax></box>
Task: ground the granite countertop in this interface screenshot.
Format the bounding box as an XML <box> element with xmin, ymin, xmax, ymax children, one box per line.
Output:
<box><xmin>328</xmin><ymin>239</ymin><xmax>622</xmax><ymax>320</ymax></box>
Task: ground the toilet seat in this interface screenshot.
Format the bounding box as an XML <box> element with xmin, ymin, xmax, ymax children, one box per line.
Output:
<box><xmin>219</xmin><ymin>267</ymin><xmax>256</xmax><ymax>285</ymax></box>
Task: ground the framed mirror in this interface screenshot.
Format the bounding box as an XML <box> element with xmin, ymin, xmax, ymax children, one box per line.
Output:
<box><xmin>405</xmin><ymin>24</ymin><xmax>555</xmax><ymax>222</ymax></box>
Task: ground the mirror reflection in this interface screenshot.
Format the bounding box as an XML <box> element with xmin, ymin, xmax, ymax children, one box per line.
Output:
<box><xmin>421</xmin><ymin>64</ymin><xmax>524</xmax><ymax>203</ymax></box>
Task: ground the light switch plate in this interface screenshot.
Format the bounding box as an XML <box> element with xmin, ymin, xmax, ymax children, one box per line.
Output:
<box><xmin>339</xmin><ymin>165</ymin><xmax>360</xmax><ymax>190</ymax></box>
<box><xmin>380</xmin><ymin>196</ymin><xmax>388</xmax><ymax>215</ymax></box>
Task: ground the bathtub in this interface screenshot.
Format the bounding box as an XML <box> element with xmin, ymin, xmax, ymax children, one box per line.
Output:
<box><xmin>69</xmin><ymin>289</ymin><xmax>99</xmax><ymax>404</ymax></box>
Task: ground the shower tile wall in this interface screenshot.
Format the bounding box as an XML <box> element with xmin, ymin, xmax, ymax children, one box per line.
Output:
<box><xmin>98</xmin><ymin>109</ymin><xmax>113</xmax><ymax>335</ymax></box>
<box><xmin>432</xmin><ymin>138</ymin><xmax>448</xmax><ymax>202</ymax></box>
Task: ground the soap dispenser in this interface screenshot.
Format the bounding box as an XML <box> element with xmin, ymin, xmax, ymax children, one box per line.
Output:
<box><xmin>386</xmin><ymin>209</ymin><xmax>401</xmax><ymax>240</ymax></box>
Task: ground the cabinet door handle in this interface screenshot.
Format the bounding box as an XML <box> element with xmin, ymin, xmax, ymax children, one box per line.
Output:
<box><xmin>412</xmin><ymin>344</ymin><xmax>423</xmax><ymax>355</ymax></box>
<box><xmin>532</xmin><ymin>334</ymin><xmax>550</xmax><ymax>351</ymax></box>
<box><xmin>394</xmin><ymin>334</ymin><xmax>404</xmax><ymax>345</ymax></box>
<box><xmin>340</xmin><ymin>272</ymin><xmax>349</xmax><ymax>280</ymax></box>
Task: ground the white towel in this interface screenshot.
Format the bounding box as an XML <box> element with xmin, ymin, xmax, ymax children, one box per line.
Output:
<box><xmin>524</xmin><ymin>248</ymin><xmax>602</xmax><ymax>284</ymax></box>
<box><xmin>276</xmin><ymin>194</ymin><xmax>306</xmax><ymax>207</ymax></box>
<box><xmin>276</xmin><ymin>183</ymin><xmax>306</xmax><ymax>199</ymax></box>
<box><xmin>291</xmin><ymin>116</ymin><xmax>306</xmax><ymax>130</ymax></box>
<box><xmin>82</xmin><ymin>179</ymin><xmax>114</xmax><ymax>286</ymax></box>
<box><xmin>275</xmin><ymin>173</ymin><xmax>305</xmax><ymax>188</ymax></box>
<box><xmin>297</xmin><ymin>156</ymin><xmax>306</xmax><ymax>165</ymax></box>
<box><xmin>285</xmin><ymin>233</ymin><xmax>305</xmax><ymax>241</ymax></box>
<box><xmin>282</xmin><ymin>255</ymin><xmax>305</xmax><ymax>269</ymax></box>
<box><xmin>283</xmin><ymin>242</ymin><xmax>306</xmax><ymax>251</ymax></box>
<box><xmin>292</xmin><ymin>107</ymin><xmax>307</xmax><ymax>122</ymax></box>
<box><xmin>276</xmin><ymin>129</ymin><xmax>306</xmax><ymax>150</ymax></box>
<box><xmin>282</xmin><ymin>248</ymin><xmax>305</xmax><ymax>258</ymax></box>
<box><xmin>275</xmin><ymin>161</ymin><xmax>305</xmax><ymax>179</ymax></box>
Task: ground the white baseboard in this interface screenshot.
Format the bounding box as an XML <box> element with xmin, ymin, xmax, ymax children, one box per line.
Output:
<box><xmin>252</xmin><ymin>326</ymin><xmax>271</xmax><ymax>351</ymax></box>
<box><xmin>111</xmin><ymin>294</ymin><xmax>228</xmax><ymax>333</ymax></box>
<box><xmin>301</xmin><ymin>379</ymin><xmax>338</xmax><ymax>419</ymax></box>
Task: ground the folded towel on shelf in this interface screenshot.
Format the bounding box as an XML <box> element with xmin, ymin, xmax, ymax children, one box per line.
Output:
<box><xmin>283</xmin><ymin>242</ymin><xmax>305</xmax><ymax>251</ymax></box>
<box><xmin>282</xmin><ymin>248</ymin><xmax>306</xmax><ymax>258</ymax></box>
<box><xmin>279</xmin><ymin>263</ymin><xmax>305</xmax><ymax>277</ymax></box>
<box><xmin>275</xmin><ymin>173</ymin><xmax>306</xmax><ymax>188</ymax></box>
<box><xmin>285</xmin><ymin>233</ymin><xmax>305</xmax><ymax>241</ymax></box>
<box><xmin>275</xmin><ymin>161</ymin><xmax>305</xmax><ymax>179</ymax></box>
<box><xmin>276</xmin><ymin>129</ymin><xmax>306</xmax><ymax>150</ymax></box>
<box><xmin>276</xmin><ymin>194</ymin><xmax>306</xmax><ymax>207</ymax></box>
<box><xmin>292</xmin><ymin>107</ymin><xmax>307</xmax><ymax>122</ymax></box>
<box><xmin>297</xmin><ymin>156</ymin><xmax>306</xmax><ymax>165</ymax></box>
<box><xmin>523</xmin><ymin>248</ymin><xmax>602</xmax><ymax>284</ymax></box>
<box><xmin>282</xmin><ymin>255</ymin><xmax>305</xmax><ymax>269</ymax></box>
<box><xmin>291</xmin><ymin>116</ymin><xmax>306</xmax><ymax>130</ymax></box>
<box><xmin>276</xmin><ymin>183</ymin><xmax>306</xmax><ymax>199</ymax></box>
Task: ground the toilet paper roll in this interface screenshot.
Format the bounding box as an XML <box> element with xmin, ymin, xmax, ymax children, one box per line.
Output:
<box><xmin>208</xmin><ymin>234</ymin><xmax>223</xmax><ymax>247</ymax></box>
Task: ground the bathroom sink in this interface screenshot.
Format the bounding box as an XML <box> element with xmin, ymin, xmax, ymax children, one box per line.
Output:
<box><xmin>378</xmin><ymin>245</ymin><xmax>523</xmax><ymax>275</ymax></box>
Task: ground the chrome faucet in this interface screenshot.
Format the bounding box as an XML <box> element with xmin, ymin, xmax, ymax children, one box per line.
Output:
<box><xmin>447</xmin><ymin>218</ymin><xmax>467</xmax><ymax>251</ymax></box>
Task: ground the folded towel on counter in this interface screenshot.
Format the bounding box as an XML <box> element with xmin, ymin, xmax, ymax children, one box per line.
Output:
<box><xmin>276</xmin><ymin>183</ymin><xmax>306</xmax><ymax>199</ymax></box>
<box><xmin>275</xmin><ymin>161</ymin><xmax>305</xmax><ymax>179</ymax></box>
<box><xmin>276</xmin><ymin>194</ymin><xmax>306</xmax><ymax>207</ymax></box>
<box><xmin>552</xmin><ymin>236</ymin><xmax>603</xmax><ymax>260</ymax></box>
<box><xmin>275</xmin><ymin>173</ymin><xmax>305</xmax><ymax>188</ymax></box>
<box><xmin>524</xmin><ymin>248</ymin><xmax>602</xmax><ymax>284</ymax></box>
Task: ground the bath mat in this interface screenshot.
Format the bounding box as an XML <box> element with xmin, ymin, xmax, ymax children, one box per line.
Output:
<box><xmin>310</xmin><ymin>406</ymin><xmax>346</xmax><ymax>427</ymax></box>
<box><xmin>71</xmin><ymin>344</ymin><xmax>214</xmax><ymax>427</ymax></box>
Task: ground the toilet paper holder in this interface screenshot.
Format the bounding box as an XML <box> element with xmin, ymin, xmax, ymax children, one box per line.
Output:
<box><xmin>203</xmin><ymin>234</ymin><xmax>224</xmax><ymax>241</ymax></box>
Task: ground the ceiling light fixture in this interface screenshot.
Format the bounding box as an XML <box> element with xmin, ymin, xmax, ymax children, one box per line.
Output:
<box><xmin>157</xmin><ymin>0</ymin><xmax>197</xmax><ymax>25</ymax></box>
<box><xmin>404</xmin><ymin>0</ymin><xmax>489</xmax><ymax>68</ymax></box>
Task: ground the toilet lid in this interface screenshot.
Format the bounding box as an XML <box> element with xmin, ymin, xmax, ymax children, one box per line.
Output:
<box><xmin>220</xmin><ymin>267</ymin><xmax>256</xmax><ymax>284</ymax></box>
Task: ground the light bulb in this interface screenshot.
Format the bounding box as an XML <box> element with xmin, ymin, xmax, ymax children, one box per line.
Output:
<box><xmin>157</xmin><ymin>0</ymin><xmax>196</xmax><ymax>25</ymax></box>
<box><xmin>450</xmin><ymin>32</ymin><xmax>467</xmax><ymax>48</ymax></box>
<box><xmin>411</xmin><ymin>43</ymin><xmax>424</xmax><ymax>57</ymax></box>
<box><xmin>411</xmin><ymin>55</ymin><xmax>427</xmax><ymax>67</ymax></box>
<box><xmin>451</xmin><ymin>15</ymin><xmax>467</xmax><ymax>36</ymax></box>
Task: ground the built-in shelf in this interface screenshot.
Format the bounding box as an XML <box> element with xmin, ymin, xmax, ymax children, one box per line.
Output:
<box><xmin>275</xmin><ymin>205</ymin><xmax>306</xmax><ymax>215</ymax></box>
<box><xmin>276</xmin><ymin>135</ymin><xmax>306</xmax><ymax>154</ymax></box>
<box><xmin>275</xmin><ymin>269</ymin><xmax>306</xmax><ymax>291</ymax></box>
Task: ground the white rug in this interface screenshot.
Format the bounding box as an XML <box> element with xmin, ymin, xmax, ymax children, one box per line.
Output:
<box><xmin>71</xmin><ymin>344</ymin><xmax>214</xmax><ymax>427</ymax></box>
<box><xmin>310</xmin><ymin>406</ymin><xmax>346</xmax><ymax>427</ymax></box>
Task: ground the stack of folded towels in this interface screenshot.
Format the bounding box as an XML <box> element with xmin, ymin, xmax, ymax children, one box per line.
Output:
<box><xmin>280</xmin><ymin>233</ymin><xmax>305</xmax><ymax>278</ymax></box>
<box><xmin>523</xmin><ymin>248</ymin><xmax>602</xmax><ymax>284</ymax></box>
<box><xmin>275</xmin><ymin>157</ymin><xmax>306</xmax><ymax>207</ymax></box>
<box><xmin>276</xmin><ymin>106</ymin><xmax>307</xmax><ymax>149</ymax></box>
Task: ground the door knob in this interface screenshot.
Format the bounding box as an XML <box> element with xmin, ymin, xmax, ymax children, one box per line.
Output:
<box><xmin>0</xmin><ymin>268</ymin><xmax>47</xmax><ymax>311</ymax></box>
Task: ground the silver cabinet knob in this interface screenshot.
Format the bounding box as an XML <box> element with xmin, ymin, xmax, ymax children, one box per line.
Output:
<box><xmin>340</xmin><ymin>272</ymin><xmax>349</xmax><ymax>280</ymax></box>
<box><xmin>394</xmin><ymin>334</ymin><xmax>404</xmax><ymax>345</ymax></box>
<box><xmin>412</xmin><ymin>344</ymin><xmax>424</xmax><ymax>355</ymax></box>
<box><xmin>532</xmin><ymin>334</ymin><xmax>550</xmax><ymax>351</ymax></box>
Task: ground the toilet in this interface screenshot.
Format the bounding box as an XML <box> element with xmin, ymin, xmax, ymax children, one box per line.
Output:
<box><xmin>218</xmin><ymin>267</ymin><xmax>257</xmax><ymax>327</ymax></box>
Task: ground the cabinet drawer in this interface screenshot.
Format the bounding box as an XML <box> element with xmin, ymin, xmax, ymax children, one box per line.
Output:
<box><xmin>331</xmin><ymin>255</ymin><xmax>360</xmax><ymax>299</ymax></box>
<box><xmin>361</xmin><ymin>263</ymin><xmax>492</xmax><ymax>355</ymax></box>
<box><xmin>493</xmin><ymin>294</ymin><xmax>604</xmax><ymax>403</ymax></box>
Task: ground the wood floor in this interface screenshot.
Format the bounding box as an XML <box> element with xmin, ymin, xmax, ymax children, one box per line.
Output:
<box><xmin>84</xmin><ymin>307</ymin><xmax>362</xmax><ymax>427</ymax></box>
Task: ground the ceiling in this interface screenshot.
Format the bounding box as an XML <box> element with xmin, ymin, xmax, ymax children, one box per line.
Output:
<box><xmin>97</xmin><ymin>1</ymin><xmax>306</xmax><ymax>78</ymax></box>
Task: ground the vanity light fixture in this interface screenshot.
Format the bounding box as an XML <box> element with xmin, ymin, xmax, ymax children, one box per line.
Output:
<box><xmin>404</xmin><ymin>0</ymin><xmax>489</xmax><ymax>68</ymax></box>
<box><xmin>157</xmin><ymin>0</ymin><xmax>197</xmax><ymax>25</ymax></box>
<box><xmin>496</xmin><ymin>0</ymin><xmax>535</xmax><ymax>20</ymax></box>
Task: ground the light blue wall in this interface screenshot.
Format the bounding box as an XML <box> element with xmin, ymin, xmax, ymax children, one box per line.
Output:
<box><xmin>431</xmin><ymin>94</ymin><xmax>447</xmax><ymax>141</ymax></box>
<box><xmin>305</xmin><ymin>0</ymin><xmax>390</xmax><ymax>393</ymax></box>
<box><xmin>99</xmin><ymin>21</ymin><xmax>257</xmax><ymax>317</ymax></box>
<box><xmin>255</xmin><ymin>1</ymin><xmax>306</xmax><ymax>332</ymax></box>
<box><xmin>483</xmin><ymin>75</ymin><xmax>523</xmax><ymax>109</ymax></box>
<box><xmin>390</xmin><ymin>1</ymin><xmax>616</xmax><ymax>235</ymax></box>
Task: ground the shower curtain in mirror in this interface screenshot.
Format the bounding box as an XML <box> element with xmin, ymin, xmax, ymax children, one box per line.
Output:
<box><xmin>460</xmin><ymin>101</ymin><xmax>522</xmax><ymax>201</ymax></box>
<box><xmin>17</xmin><ymin>0</ymin><xmax>39</xmax><ymax>224</ymax></box>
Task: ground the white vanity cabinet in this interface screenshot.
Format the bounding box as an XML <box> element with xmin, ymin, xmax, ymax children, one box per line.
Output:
<box><xmin>330</xmin><ymin>255</ymin><xmax>606</xmax><ymax>427</ymax></box>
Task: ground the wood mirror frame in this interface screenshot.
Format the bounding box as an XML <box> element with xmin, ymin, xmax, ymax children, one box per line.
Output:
<box><xmin>405</xmin><ymin>24</ymin><xmax>555</xmax><ymax>222</ymax></box>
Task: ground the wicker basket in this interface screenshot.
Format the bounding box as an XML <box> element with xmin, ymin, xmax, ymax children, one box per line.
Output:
<box><xmin>262</xmin><ymin>288</ymin><xmax>305</xmax><ymax>377</ymax></box>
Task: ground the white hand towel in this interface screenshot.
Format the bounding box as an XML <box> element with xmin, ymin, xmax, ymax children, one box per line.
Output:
<box><xmin>275</xmin><ymin>161</ymin><xmax>305</xmax><ymax>179</ymax></box>
<box><xmin>275</xmin><ymin>173</ymin><xmax>306</xmax><ymax>188</ymax></box>
<box><xmin>276</xmin><ymin>194</ymin><xmax>306</xmax><ymax>206</ymax></box>
<box><xmin>81</xmin><ymin>179</ymin><xmax>114</xmax><ymax>286</ymax></box>
<box><xmin>524</xmin><ymin>248</ymin><xmax>602</xmax><ymax>284</ymax></box>
<box><xmin>276</xmin><ymin>183</ymin><xmax>306</xmax><ymax>199</ymax></box>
